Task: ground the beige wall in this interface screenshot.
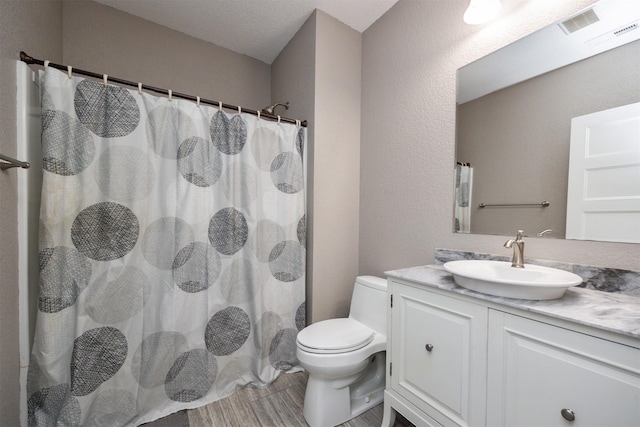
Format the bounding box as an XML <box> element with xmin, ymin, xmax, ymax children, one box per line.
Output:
<box><xmin>274</xmin><ymin>11</ymin><xmax>362</xmax><ymax>323</ymax></box>
<box><xmin>311</xmin><ymin>11</ymin><xmax>362</xmax><ymax>321</ymax></box>
<box><xmin>63</xmin><ymin>0</ymin><xmax>271</xmax><ymax>109</ymax></box>
<box><xmin>457</xmin><ymin>40</ymin><xmax>640</xmax><ymax>237</ymax></box>
<box><xmin>271</xmin><ymin>13</ymin><xmax>317</xmax><ymax>321</ymax></box>
<box><xmin>360</xmin><ymin>0</ymin><xmax>639</xmax><ymax>274</ymax></box>
<box><xmin>0</xmin><ymin>2</ymin><xmax>63</xmax><ymax>423</ymax></box>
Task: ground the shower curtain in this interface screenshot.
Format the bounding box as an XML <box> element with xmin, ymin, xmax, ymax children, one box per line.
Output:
<box><xmin>454</xmin><ymin>163</ymin><xmax>472</xmax><ymax>233</ymax></box>
<box><xmin>27</xmin><ymin>67</ymin><xmax>306</xmax><ymax>426</ymax></box>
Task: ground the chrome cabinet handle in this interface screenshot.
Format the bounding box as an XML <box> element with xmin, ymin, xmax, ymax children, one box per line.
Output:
<box><xmin>561</xmin><ymin>408</ymin><xmax>575</xmax><ymax>422</ymax></box>
<box><xmin>425</xmin><ymin>344</ymin><xmax>434</xmax><ymax>352</ymax></box>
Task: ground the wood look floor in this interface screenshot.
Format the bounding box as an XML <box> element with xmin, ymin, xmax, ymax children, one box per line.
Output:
<box><xmin>146</xmin><ymin>371</ymin><xmax>413</xmax><ymax>427</ymax></box>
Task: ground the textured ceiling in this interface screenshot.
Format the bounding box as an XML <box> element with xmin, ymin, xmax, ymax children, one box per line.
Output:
<box><xmin>94</xmin><ymin>0</ymin><xmax>399</xmax><ymax>64</ymax></box>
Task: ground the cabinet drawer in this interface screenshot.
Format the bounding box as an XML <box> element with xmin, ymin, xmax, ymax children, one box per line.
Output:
<box><xmin>488</xmin><ymin>311</ymin><xmax>640</xmax><ymax>427</ymax></box>
<box><xmin>390</xmin><ymin>283</ymin><xmax>487</xmax><ymax>426</ymax></box>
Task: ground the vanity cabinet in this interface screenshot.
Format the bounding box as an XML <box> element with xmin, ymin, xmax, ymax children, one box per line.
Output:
<box><xmin>384</xmin><ymin>279</ymin><xmax>488</xmax><ymax>427</ymax></box>
<box><xmin>382</xmin><ymin>277</ymin><xmax>640</xmax><ymax>427</ymax></box>
<box><xmin>487</xmin><ymin>311</ymin><xmax>640</xmax><ymax>427</ymax></box>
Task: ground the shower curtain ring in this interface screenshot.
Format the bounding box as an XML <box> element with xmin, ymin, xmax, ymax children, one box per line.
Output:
<box><xmin>44</xmin><ymin>60</ymin><xmax>50</xmax><ymax>69</ymax></box>
<box><xmin>103</xmin><ymin>74</ymin><xmax>108</xmax><ymax>86</ymax></box>
<box><xmin>196</xmin><ymin>96</ymin><xmax>201</xmax><ymax>107</ymax></box>
<box><xmin>67</xmin><ymin>65</ymin><xmax>72</xmax><ymax>79</ymax></box>
<box><xmin>138</xmin><ymin>83</ymin><xmax>143</xmax><ymax>94</ymax></box>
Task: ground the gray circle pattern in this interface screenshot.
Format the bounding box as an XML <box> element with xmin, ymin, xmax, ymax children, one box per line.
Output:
<box><xmin>41</xmin><ymin>110</ymin><xmax>95</xmax><ymax>176</ymax></box>
<box><xmin>146</xmin><ymin>106</ymin><xmax>197</xmax><ymax>159</ymax></box>
<box><xmin>83</xmin><ymin>389</ymin><xmax>136</xmax><ymax>427</ymax></box>
<box><xmin>142</xmin><ymin>217</ymin><xmax>194</xmax><ymax>269</ymax></box>
<box><xmin>95</xmin><ymin>146</ymin><xmax>155</xmax><ymax>202</ymax></box>
<box><xmin>39</xmin><ymin>246</ymin><xmax>92</xmax><ymax>313</ymax></box>
<box><xmin>205</xmin><ymin>306</ymin><xmax>251</xmax><ymax>356</ymax></box>
<box><xmin>27</xmin><ymin>383</ymin><xmax>81</xmax><ymax>427</ymax></box>
<box><xmin>256</xmin><ymin>311</ymin><xmax>284</xmax><ymax>358</ymax></box>
<box><xmin>214</xmin><ymin>357</ymin><xmax>253</xmax><ymax>395</ymax></box>
<box><xmin>269</xmin><ymin>240</ymin><xmax>306</xmax><ymax>282</ymax></box>
<box><xmin>85</xmin><ymin>266</ymin><xmax>151</xmax><ymax>324</ymax></box>
<box><xmin>295</xmin><ymin>303</ymin><xmax>306</xmax><ymax>331</ymax></box>
<box><xmin>172</xmin><ymin>242</ymin><xmax>221</xmax><ymax>293</ymax></box>
<box><xmin>219</xmin><ymin>258</ymin><xmax>259</xmax><ymax>304</ymax></box>
<box><xmin>74</xmin><ymin>79</ymin><xmax>140</xmax><ymax>138</ymax></box>
<box><xmin>269</xmin><ymin>328</ymin><xmax>298</xmax><ymax>370</ymax></box>
<box><xmin>249</xmin><ymin>127</ymin><xmax>280</xmax><ymax>171</ymax></box>
<box><xmin>208</xmin><ymin>208</ymin><xmax>248</xmax><ymax>256</ymax></box>
<box><xmin>165</xmin><ymin>348</ymin><xmax>217</xmax><ymax>402</ymax></box>
<box><xmin>70</xmin><ymin>327</ymin><xmax>128</xmax><ymax>396</ymax></box>
<box><xmin>257</xmin><ymin>311</ymin><xmax>283</xmax><ymax>359</ymax></box>
<box><xmin>221</xmin><ymin>161</ymin><xmax>258</xmax><ymax>208</ymax></box>
<box><xmin>271</xmin><ymin>152</ymin><xmax>304</xmax><ymax>194</ymax></box>
<box><xmin>131</xmin><ymin>331</ymin><xmax>188</xmax><ymax>389</ymax></box>
<box><xmin>297</xmin><ymin>215</ymin><xmax>306</xmax><ymax>247</ymax></box>
<box><xmin>210</xmin><ymin>111</ymin><xmax>247</xmax><ymax>155</ymax></box>
<box><xmin>296</xmin><ymin>128</ymin><xmax>305</xmax><ymax>158</ymax></box>
<box><xmin>252</xmin><ymin>220</ymin><xmax>285</xmax><ymax>263</ymax></box>
<box><xmin>71</xmin><ymin>202</ymin><xmax>139</xmax><ymax>261</ymax></box>
<box><xmin>178</xmin><ymin>136</ymin><xmax>223</xmax><ymax>187</ymax></box>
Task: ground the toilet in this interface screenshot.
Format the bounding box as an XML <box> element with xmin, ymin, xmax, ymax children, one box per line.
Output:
<box><xmin>296</xmin><ymin>276</ymin><xmax>388</xmax><ymax>427</ymax></box>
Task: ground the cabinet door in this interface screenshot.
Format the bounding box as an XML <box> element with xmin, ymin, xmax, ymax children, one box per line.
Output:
<box><xmin>390</xmin><ymin>282</ymin><xmax>487</xmax><ymax>427</ymax></box>
<box><xmin>488</xmin><ymin>310</ymin><xmax>640</xmax><ymax>427</ymax></box>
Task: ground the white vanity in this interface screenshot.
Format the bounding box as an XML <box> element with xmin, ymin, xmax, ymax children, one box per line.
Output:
<box><xmin>381</xmin><ymin>265</ymin><xmax>640</xmax><ymax>427</ymax></box>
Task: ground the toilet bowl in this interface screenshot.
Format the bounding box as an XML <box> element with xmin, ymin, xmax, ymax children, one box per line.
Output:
<box><xmin>296</xmin><ymin>276</ymin><xmax>387</xmax><ymax>427</ymax></box>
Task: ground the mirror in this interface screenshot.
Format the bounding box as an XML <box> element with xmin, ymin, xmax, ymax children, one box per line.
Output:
<box><xmin>454</xmin><ymin>0</ymin><xmax>640</xmax><ymax>241</ymax></box>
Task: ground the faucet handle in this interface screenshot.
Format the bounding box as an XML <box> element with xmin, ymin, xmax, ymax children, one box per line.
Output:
<box><xmin>537</xmin><ymin>229</ymin><xmax>553</xmax><ymax>237</ymax></box>
<box><xmin>515</xmin><ymin>230</ymin><xmax>524</xmax><ymax>240</ymax></box>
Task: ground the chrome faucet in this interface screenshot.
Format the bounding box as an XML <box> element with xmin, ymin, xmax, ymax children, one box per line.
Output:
<box><xmin>504</xmin><ymin>230</ymin><xmax>525</xmax><ymax>268</ymax></box>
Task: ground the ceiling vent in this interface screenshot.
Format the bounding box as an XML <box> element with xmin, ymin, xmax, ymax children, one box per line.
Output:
<box><xmin>559</xmin><ymin>8</ymin><xmax>600</xmax><ymax>34</ymax></box>
<box><xmin>614</xmin><ymin>22</ymin><xmax>639</xmax><ymax>36</ymax></box>
<box><xmin>585</xmin><ymin>20</ymin><xmax>639</xmax><ymax>47</ymax></box>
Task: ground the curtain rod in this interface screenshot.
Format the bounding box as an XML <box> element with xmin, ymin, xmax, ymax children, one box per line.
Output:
<box><xmin>19</xmin><ymin>51</ymin><xmax>307</xmax><ymax>128</ymax></box>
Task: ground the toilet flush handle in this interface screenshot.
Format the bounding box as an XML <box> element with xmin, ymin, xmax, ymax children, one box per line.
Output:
<box><xmin>425</xmin><ymin>344</ymin><xmax>434</xmax><ymax>352</ymax></box>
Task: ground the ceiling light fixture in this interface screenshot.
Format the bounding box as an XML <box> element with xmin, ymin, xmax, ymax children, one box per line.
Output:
<box><xmin>464</xmin><ymin>0</ymin><xmax>502</xmax><ymax>25</ymax></box>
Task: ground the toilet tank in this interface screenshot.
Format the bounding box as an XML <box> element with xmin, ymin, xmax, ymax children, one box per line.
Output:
<box><xmin>348</xmin><ymin>276</ymin><xmax>388</xmax><ymax>336</ymax></box>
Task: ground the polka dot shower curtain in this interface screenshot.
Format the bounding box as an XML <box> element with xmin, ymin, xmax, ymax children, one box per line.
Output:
<box><xmin>28</xmin><ymin>67</ymin><xmax>306</xmax><ymax>426</ymax></box>
<box><xmin>454</xmin><ymin>163</ymin><xmax>472</xmax><ymax>233</ymax></box>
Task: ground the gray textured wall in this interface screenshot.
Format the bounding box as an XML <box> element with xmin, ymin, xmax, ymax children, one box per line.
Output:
<box><xmin>311</xmin><ymin>11</ymin><xmax>361</xmax><ymax>321</ymax></box>
<box><xmin>273</xmin><ymin>10</ymin><xmax>362</xmax><ymax>323</ymax></box>
<box><xmin>271</xmin><ymin>11</ymin><xmax>317</xmax><ymax>321</ymax></box>
<box><xmin>63</xmin><ymin>0</ymin><xmax>271</xmax><ymax>110</ymax></box>
<box><xmin>360</xmin><ymin>0</ymin><xmax>639</xmax><ymax>274</ymax></box>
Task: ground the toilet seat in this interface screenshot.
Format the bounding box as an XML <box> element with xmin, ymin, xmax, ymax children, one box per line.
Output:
<box><xmin>297</xmin><ymin>318</ymin><xmax>375</xmax><ymax>354</ymax></box>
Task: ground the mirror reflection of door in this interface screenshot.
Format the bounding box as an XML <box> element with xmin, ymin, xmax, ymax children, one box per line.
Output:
<box><xmin>566</xmin><ymin>102</ymin><xmax>640</xmax><ymax>243</ymax></box>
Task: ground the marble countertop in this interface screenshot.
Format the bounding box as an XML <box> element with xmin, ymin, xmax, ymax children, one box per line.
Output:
<box><xmin>385</xmin><ymin>264</ymin><xmax>640</xmax><ymax>340</ymax></box>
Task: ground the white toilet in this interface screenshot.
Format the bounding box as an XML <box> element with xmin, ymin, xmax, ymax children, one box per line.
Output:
<box><xmin>296</xmin><ymin>275</ymin><xmax>387</xmax><ymax>427</ymax></box>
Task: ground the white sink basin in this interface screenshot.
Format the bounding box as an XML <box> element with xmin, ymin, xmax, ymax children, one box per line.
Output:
<box><xmin>443</xmin><ymin>260</ymin><xmax>583</xmax><ymax>300</ymax></box>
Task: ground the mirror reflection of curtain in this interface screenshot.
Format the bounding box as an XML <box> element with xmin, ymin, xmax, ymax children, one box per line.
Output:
<box><xmin>454</xmin><ymin>164</ymin><xmax>473</xmax><ymax>233</ymax></box>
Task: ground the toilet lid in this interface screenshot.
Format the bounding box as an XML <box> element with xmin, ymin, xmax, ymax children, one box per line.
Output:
<box><xmin>297</xmin><ymin>318</ymin><xmax>375</xmax><ymax>354</ymax></box>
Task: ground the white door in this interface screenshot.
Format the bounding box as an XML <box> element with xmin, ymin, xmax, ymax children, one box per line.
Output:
<box><xmin>566</xmin><ymin>102</ymin><xmax>640</xmax><ymax>243</ymax></box>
